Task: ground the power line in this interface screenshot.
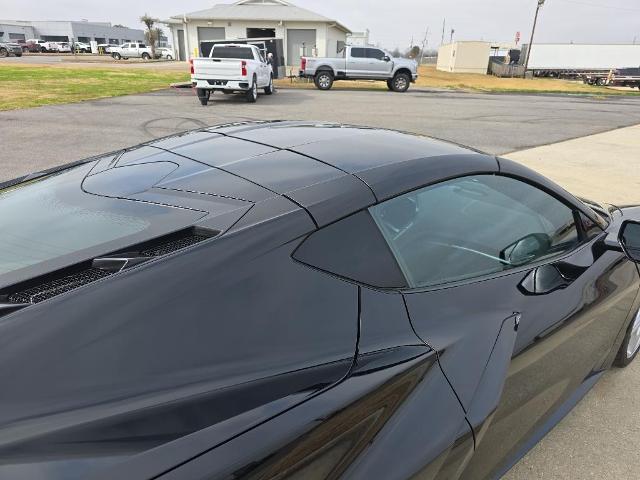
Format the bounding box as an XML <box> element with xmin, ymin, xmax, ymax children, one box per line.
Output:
<box><xmin>555</xmin><ymin>0</ymin><xmax>640</xmax><ymax>13</ymax></box>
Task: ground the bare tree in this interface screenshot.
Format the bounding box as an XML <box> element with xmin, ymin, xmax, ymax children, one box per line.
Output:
<box><xmin>406</xmin><ymin>45</ymin><xmax>421</xmax><ymax>59</ymax></box>
<box><xmin>140</xmin><ymin>14</ymin><xmax>159</xmax><ymax>58</ymax></box>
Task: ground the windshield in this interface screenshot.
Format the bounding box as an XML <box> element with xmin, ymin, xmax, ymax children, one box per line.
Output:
<box><xmin>211</xmin><ymin>46</ymin><xmax>254</xmax><ymax>60</ymax></box>
<box><xmin>0</xmin><ymin>164</ymin><xmax>206</xmax><ymax>287</ymax></box>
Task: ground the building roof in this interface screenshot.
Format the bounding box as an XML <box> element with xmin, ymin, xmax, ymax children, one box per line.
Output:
<box><xmin>167</xmin><ymin>0</ymin><xmax>350</xmax><ymax>33</ymax></box>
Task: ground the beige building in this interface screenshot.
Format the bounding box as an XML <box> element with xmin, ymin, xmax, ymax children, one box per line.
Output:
<box><xmin>437</xmin><ymin>41</ymin><xmax>492</xmax><ymax>74</ymax></box>
<box><xmin>163</xmin><ymin>0</ymin><xmax>350</xmax><ymax>67</ymax></box>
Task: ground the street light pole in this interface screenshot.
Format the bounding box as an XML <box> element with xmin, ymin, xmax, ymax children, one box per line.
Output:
<box><xmin>524</xmin><ymin>0</ymin><xmax>545</xmax><ymax>74</ymax></box>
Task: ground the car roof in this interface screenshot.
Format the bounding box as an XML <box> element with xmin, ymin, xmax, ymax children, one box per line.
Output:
<box><xmin>141</xmin><ymin>121</ymin><xmax>499</xmax><ymax>227</ymax></box>
<box><xmin>3</xmin><ymin>122</ymin><xmax>497</xmax><ymax>233</ymax></box>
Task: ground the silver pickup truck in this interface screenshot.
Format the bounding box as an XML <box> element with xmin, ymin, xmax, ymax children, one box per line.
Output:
<box><xmin>299</xmin><ymin>46</ymin><xmax>418</xmax><ymax>92</ymax></box>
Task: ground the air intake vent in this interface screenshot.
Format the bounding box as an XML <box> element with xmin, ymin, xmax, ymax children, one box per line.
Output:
<box><xmin>141</xmin><ymin>233</ymin><xmax>212</xmax><ymax>257</ymax></box>
<box><xmin>0</xmin><ymin>227</ymin><xmax>218</xmax><ymax>313</ymax></box>
<box><xmin>8</xmin><ymin>268</ymin><xmax>113</xmax><ymax>304</ymax></box>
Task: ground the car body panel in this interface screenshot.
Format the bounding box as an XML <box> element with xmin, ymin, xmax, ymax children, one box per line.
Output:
<box><xmin>2</xmin><ymin>121</ymin><xmax>639</xmax><ymax>480</ymax></box>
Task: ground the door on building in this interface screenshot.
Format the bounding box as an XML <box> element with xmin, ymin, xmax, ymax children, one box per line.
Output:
<box><xmin>286</xmin><ymin>28</ymin><xmax>315</xmax><ymax>67</ymax></box>
<box><xmin>197</xmin><ymin>27</ymin><xmax>225</xmax><ymax>56</ymax></box>
<box><xmin>177</xmin><ymin>29</ymin><xmax>186</xmax><ymax>61</ymax></box>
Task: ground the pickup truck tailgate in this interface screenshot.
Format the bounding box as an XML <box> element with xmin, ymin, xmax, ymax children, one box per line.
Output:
<box><xmin>193</xmin><ymin>58</ymin><xmax>245</xmax><ymax>80</ymax></box>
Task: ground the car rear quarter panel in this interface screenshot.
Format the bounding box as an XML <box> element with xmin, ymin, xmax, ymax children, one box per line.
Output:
<box><xmin>0</xmin><ymin>206</ymin><xmax>359</xmax><ymax>479</ymax></box>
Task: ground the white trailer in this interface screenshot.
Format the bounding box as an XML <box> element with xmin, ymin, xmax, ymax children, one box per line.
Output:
<box><xmin>523</xmin><ymin>44</ymin><xmax>640</xmax><ymax>77</ymax></box>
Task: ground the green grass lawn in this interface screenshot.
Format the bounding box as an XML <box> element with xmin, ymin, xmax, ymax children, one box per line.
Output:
<box><xmin>0</xmin><ymin>66</ymin><xmax>190</xmax><ymax>110</ymax></box>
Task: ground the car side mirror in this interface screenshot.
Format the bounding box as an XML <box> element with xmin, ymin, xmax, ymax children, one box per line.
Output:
<box><xmin>500</xmin><ymin>233</ymin><xmax>551</xmax><ymax>266</ymax></box>
<box><xmin>619</xmin><ymin>220</ymin><xmax>640</xmax><ymax>263</ymax></box>
<box><xmin>383</xmin><ymin>55</ymin><xmax>390</xmax><ymax>62</ymax></box>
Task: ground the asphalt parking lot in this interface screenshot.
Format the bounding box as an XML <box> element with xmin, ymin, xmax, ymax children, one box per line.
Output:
<box><xmin>2</xmin><ymin>87</ymin><xmax>640</xmax><ymax>181</ymax></box>
<box><xmin>2</xmin><ymin>86</ymin><xmax>640</xmax><ymax>479</ymax></box>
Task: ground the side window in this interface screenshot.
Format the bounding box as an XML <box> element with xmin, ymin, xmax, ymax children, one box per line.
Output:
<box><xmin>350</xmin><ymin>47</ymin><xmax>366</xmax><ymax>58</ymax></box>
<box><xmin>367</xmin><ymin>48</ymin><xmax>386</xmax><ymax>60</ymax></box>
<box><xmin>293</xmin><ymin>211</ymin><xmax>407</xmax><ymax>288</ymax></box>
<box><xmin>369</xmin><ymin>175</ymin><xmax>581</xmax><ymax>288</ymax></box>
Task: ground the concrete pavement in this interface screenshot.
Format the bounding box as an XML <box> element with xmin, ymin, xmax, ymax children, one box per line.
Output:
<box><xmin>505</xmin><ymin>124</ymin><xmax>640</xmax><ymax>205</ymax></box>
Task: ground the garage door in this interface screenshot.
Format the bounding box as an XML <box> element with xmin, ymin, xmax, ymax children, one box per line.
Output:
<box><xmin>287</xmin><ymin>29</ymin><xmax>316</xmax><ymax>67</ymax></box>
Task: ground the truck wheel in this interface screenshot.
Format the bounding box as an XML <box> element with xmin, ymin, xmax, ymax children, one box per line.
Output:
<box><xmin>15</xmin><ymin>53</ymin><xmax>22</xmax><ymax>57</ymax></box>
<box><xmin>246</xmin><ymin>76</ymin><xmax>258</xmax><ymax>103</ymax></box>
<box><xmin>314</xmin><ymin>71</ymin><xmax>334</xmax><ymax>90</ymax></box>
<box><xmin>41</xmin><ymin>47</ymin><xmax>47</xmax><ymax>53</ymax></box>
<box><xmin>0</xmin><ymin>48</ymin><xmax>7</xmax><ymax>58</ymax></box>
<box><xmin>196</xmin><ymin>89</ymin><xmax>210</xmax><ymax>106</ymax></box>
<box><xmin>264</xmin><ymin>75</ymin><xmax>274</xmax><ymax>95</ymax></box>
<box><xmin>391</xmin><ymin>73</ymin><xmax>411</xmax><ymax>92</ymax></box>
<box><xmin>596</xmin><ymin>78</ymin><xmax>606</xmax><ymax>86</ymax></box>
<box><xmin>112</xmin><ymin>53</ymin><xmax>121</xmax><ymax>60</ymax></box>
<box><xmin>22</xmin><ymin>46</ymin><xmax>29</xmax><ymax>53</ymax></box>
<box><xmin>386</xmin><ymin>79</ymin><xmax>394</xmax><ymax>91</ymax></box>
<box><xmin>141</xmin><ymin>53</ymin><xmax>150</xmax><ymax>60</ymax></box>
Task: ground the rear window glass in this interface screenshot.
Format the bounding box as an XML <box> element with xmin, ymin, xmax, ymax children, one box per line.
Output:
<box><xmin>0</xmin><ymin>164</ymin><xmax>205</xmax><ymax>286</ymax></box>
<box><xmin>211</xmin><ymin>46</ymin><xmax>254</xmax><ymax>59</ymax></box>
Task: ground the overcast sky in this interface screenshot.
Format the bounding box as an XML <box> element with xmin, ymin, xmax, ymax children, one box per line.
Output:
<box><xmin>3</xmin><ymin>0</ymin><xmax>640</xmax><ymax>49</ymax></box>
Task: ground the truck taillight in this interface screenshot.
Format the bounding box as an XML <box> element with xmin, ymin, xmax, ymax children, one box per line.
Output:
<box><xmin>241</xmin><ymin>61</ymin><xmax>247</xmax><ymax>76</ymax></box>
<box><xmin>189</xmin><ymin>59</ymin><xmax>194</xmax><ymax>74</ymax></box>
<box><xmin>301</xmin><ymin>57</ymin><xmax>306</xmax><ymax>70</ymax></box>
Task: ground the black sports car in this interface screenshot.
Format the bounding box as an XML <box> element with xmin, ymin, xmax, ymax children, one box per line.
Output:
<box><xmin>1</xmin><ymin>121</ymin><xmax>640</xmax><ymax>480</ymax></box>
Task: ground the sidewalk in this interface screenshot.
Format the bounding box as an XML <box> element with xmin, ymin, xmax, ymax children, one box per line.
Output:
<box><xmin>505</xmin><ymin>124</ymin><xmax>640</xmax><ymax>205</ymax></box>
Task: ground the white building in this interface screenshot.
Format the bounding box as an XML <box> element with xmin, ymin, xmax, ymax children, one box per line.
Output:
<box><xmin>437</xmin><ymin>41</ymin><xmax>518</xmax><ymax>74</ymax></box>
<box><xmin>163</xmin><ymin>0</ymin><xmax>350</xmax><ymax>67</ymax></box>
<box><xmin>0</xmin><ymin>20</ymin><xmax>143</xmax><ymax>45</ymax></box>
<box><xmin>346</xmin><ymin>30</ymin><xmax>369</xmax><ymax>47</ymax></box>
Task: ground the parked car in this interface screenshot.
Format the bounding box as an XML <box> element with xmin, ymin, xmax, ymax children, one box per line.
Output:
<box><xmin>73</xmin><ymin>41</ymin><xmax>92</xmax><ymax>53</ymax></box>
<box><xmin>110</xmin><ymin>42</ymin><xmax>158</xmax><ymax>60</ymax></box>
<box><xmin>54</xmin><ymin>42</ymin><xmax>71</xmax><ymax>53</ymax></box>
<box><xmin>25</xmin><ymin>39</ymin><xmax>58</xmax><ymax>53</ymax></box>
<box><xmin>191</xmin><ymin>43</ymin><xmax>274</xmax><ymax>104</ymax></box>
<box><xmin>1</xmin><ymin>121</ymin><xmax>640</xmax><ymax>480</ymax></box>
<box><xmin>0</xmin><ymin>41</ymin><xmax>22</xmax><ymax>57</ymax></box>
<box><xmin>156</xmin><ymin>47</ymin><xmax>174</xmax><ymax>60</ymax></box>
<box><xmin>300</xmin><ymin>45</ymin><xmax>419</xmax><ymax>92</ymax></box>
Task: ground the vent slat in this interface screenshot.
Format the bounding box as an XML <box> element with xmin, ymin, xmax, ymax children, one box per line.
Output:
<box><xmin>8</xmin><ymin>268</ymin><xmax>112</xmax><ymax>304</ymax></box>
<box><xmin>3</xmin><ymin>229</ymin><xmax>216</xmax><ymax>309</ymax></box>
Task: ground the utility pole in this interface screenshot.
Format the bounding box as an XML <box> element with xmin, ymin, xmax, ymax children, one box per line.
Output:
<box><xmin>450</xmin><ymin>29</ymin><xmax>455</xmax><ymax>43</ymax></box>
<box><xmin>524</xmin><ymin>0</ymin><xmax>546</xmax><ymax>74</ymax></box>
<box><xmin>441</xmin><ymin>19</ymin><xmax>446</xmax><ymax>45</ymax></box>
<box><xmin>420</xmin><ymin>26</ymin><xmax>429</xmax><ymax>65</ymax></box>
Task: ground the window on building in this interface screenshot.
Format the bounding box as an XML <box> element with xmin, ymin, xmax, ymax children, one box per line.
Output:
<box><xmin>9</xmin><ymin>33</ymin><xmax>26</xmax><ymax>42</ymax></box>
<box><xmin>77</xmin><ymin>37</ymin><xmax>90</xmax><ymax>43</ymax></box>
<box><xmin>109</xmin><ymin>38</ymin><xmax>118</xmax><ymax>44</ymax></box>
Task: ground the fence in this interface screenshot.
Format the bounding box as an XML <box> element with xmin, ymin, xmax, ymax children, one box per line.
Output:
<box><xmin>489</xmin><ymin>58</ymin><xmax>525</xmax><ymax>78</ymax></box>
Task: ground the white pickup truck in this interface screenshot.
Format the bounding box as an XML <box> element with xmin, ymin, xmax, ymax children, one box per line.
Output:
<box><xmin>191</xmin><ymin>44</ymin><xmax>274</xmax><ymax>105</ymax></box>
<box><xmin>111</xmin><ymin>43</ymin><xmax>158</xmax><ymax>60</ymax></box>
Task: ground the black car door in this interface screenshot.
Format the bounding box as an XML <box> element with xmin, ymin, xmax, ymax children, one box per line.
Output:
<box><xmin>368</xmin><ymin>173</ymin><xmax>639</xmax><ymax>479</ymax></box>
